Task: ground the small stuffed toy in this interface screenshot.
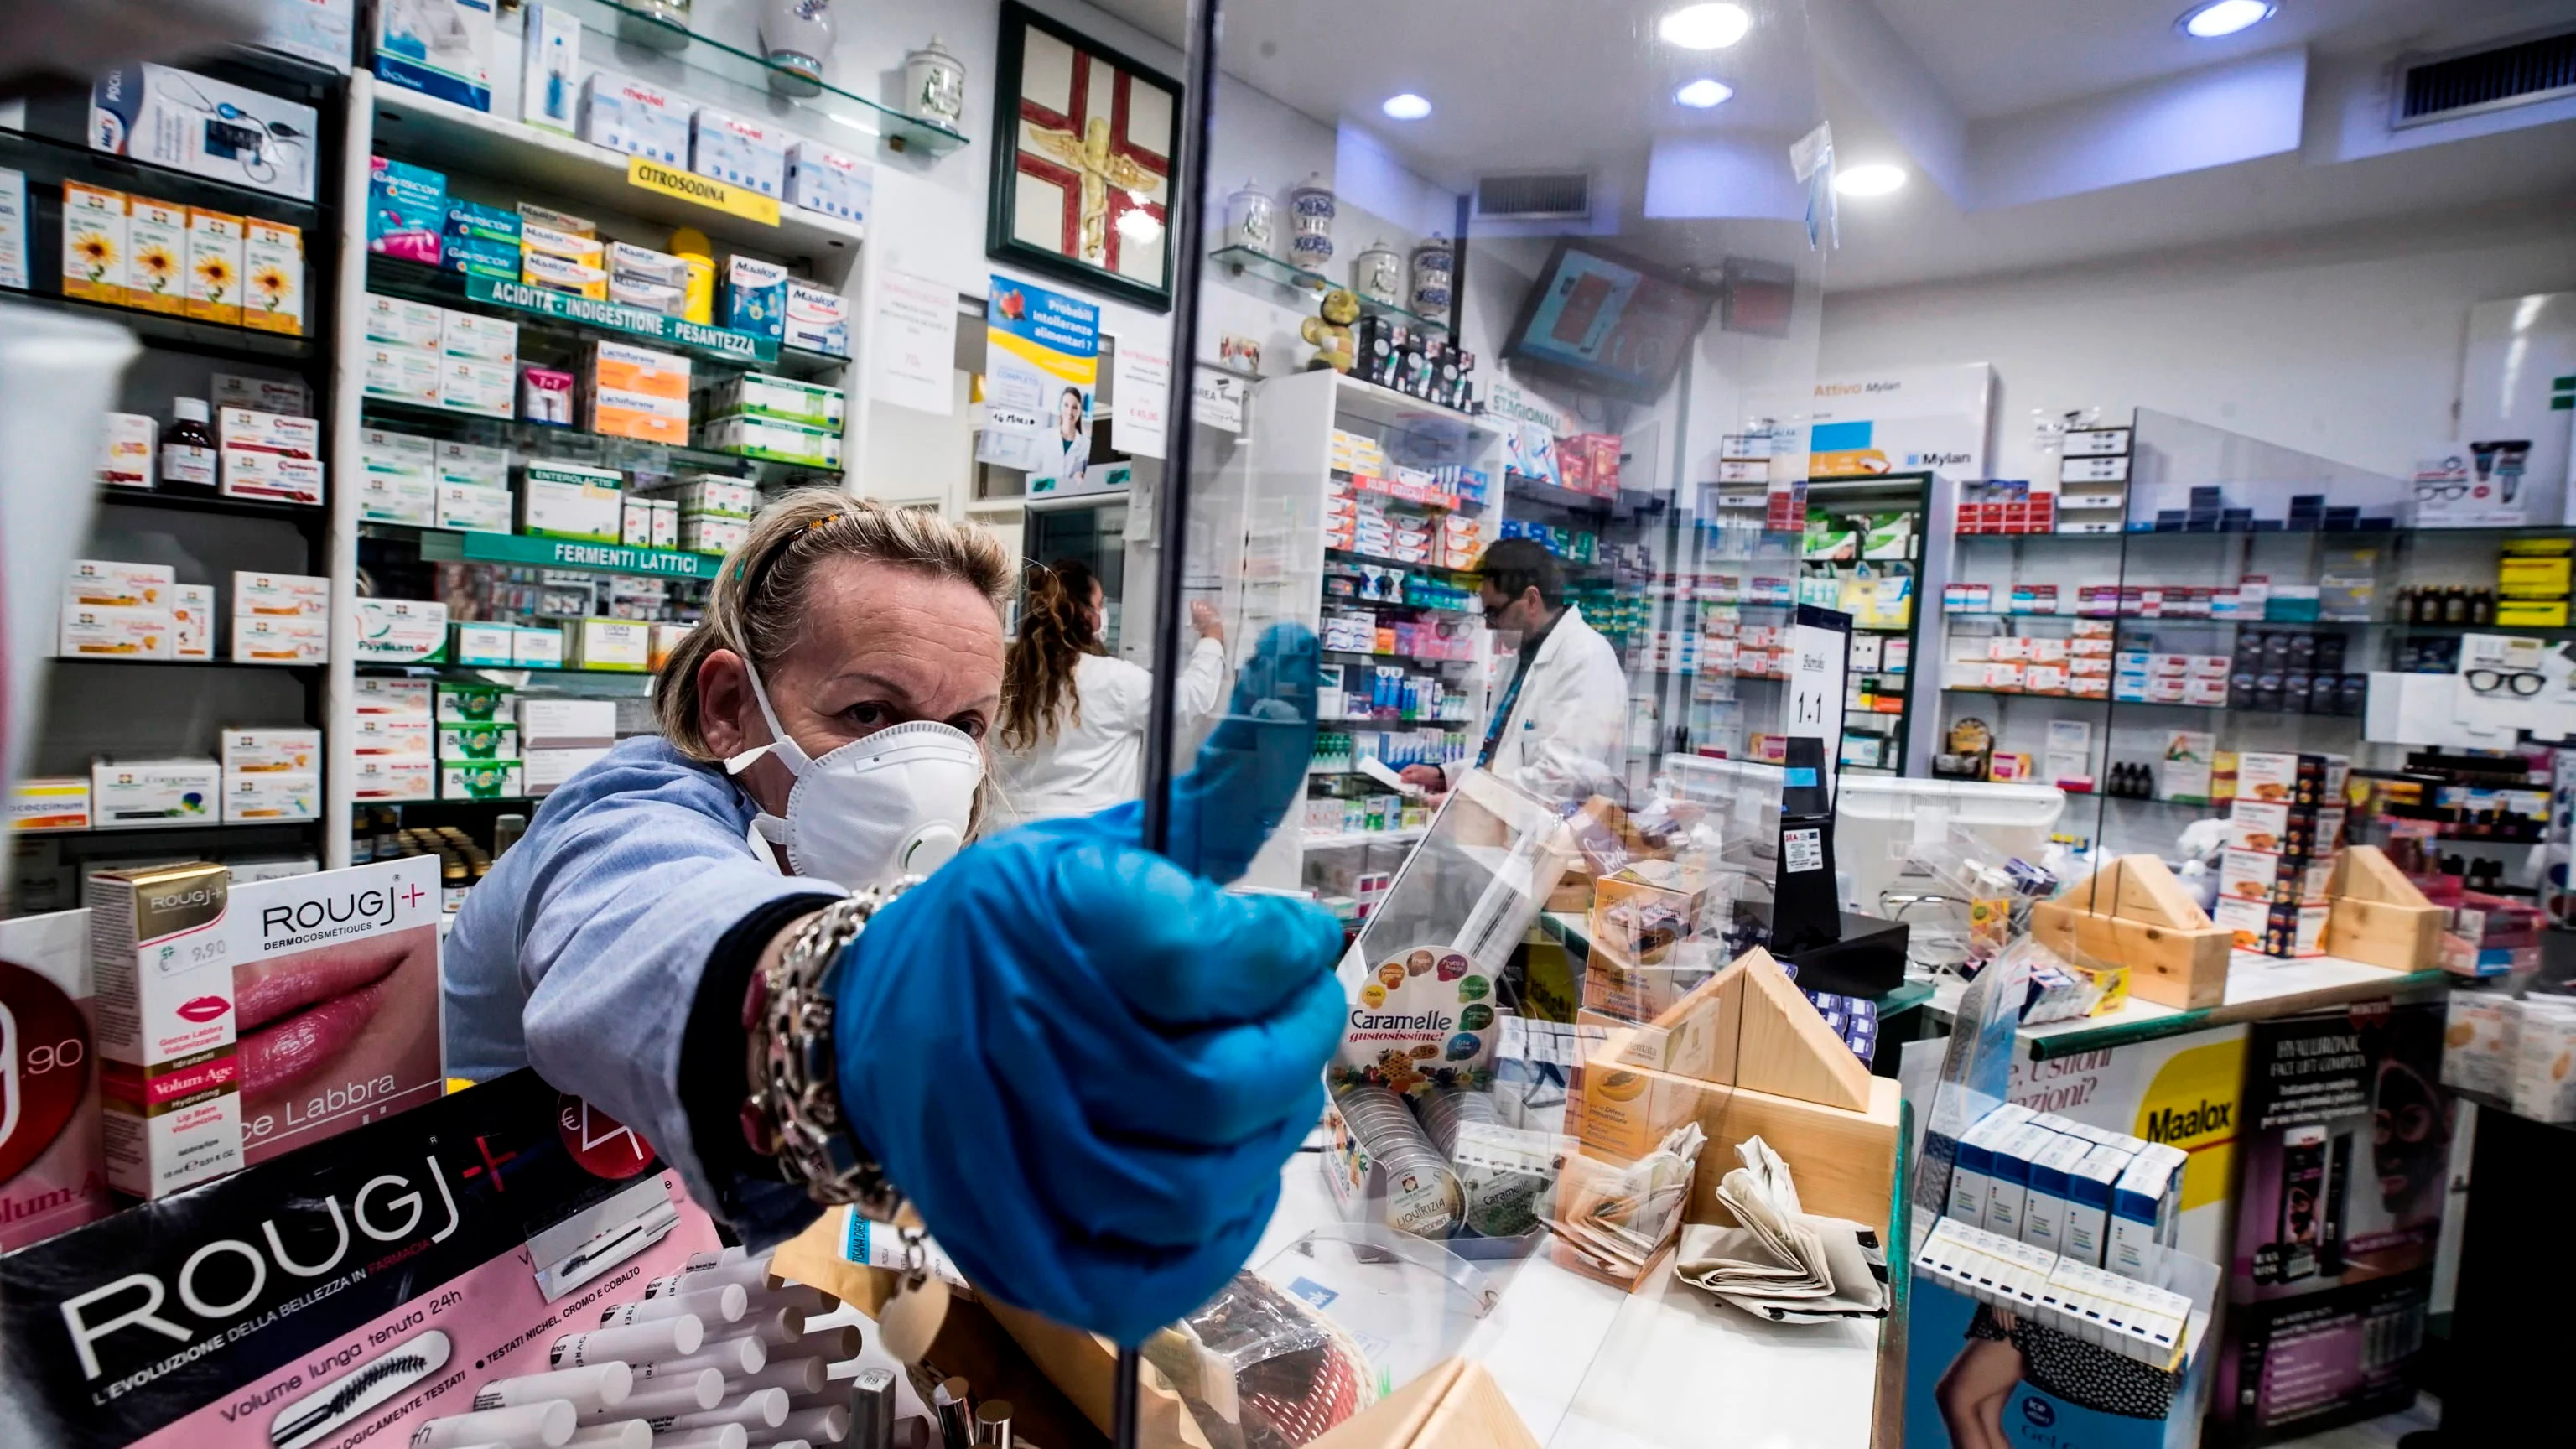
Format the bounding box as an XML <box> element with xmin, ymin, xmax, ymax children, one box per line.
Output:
<box><xmin>1302</xmin><ymin>287</ymin><xmax>1360</xmax><ymax>372</ymax></box>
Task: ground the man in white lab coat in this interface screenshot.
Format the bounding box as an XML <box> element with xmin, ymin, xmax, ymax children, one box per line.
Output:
<box><xmin>1404</xmin><ymin>538</ymin><xmax>1629</xmax><ymax>801</ymax></box>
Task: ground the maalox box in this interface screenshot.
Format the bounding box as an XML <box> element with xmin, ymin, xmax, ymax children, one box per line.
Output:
<box><xmin>91</xmin><ymin>857</ymin><xmax>444</xmax><ymax>1198</ymax></box>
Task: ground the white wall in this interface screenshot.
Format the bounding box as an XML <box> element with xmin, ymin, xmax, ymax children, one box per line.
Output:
<box><xmin>1814</xmin><ymin>198</ymin><xmax>2576</xmax><ymax>481</ymax></box>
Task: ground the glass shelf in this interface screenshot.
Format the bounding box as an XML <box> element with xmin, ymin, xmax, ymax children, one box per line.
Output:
<box><xmin>96</xmin><ymin>488</ymin><xmax>325</xmax><ymax>524</ymax></box>
<box><xmin>1211</xmin><ymin>245</ymin><xmax>1452</xmax><ymax>336</ymax></box>
<box><xmin>0</xmin><ymin>123</ymin><xmax>325</xmax><ymax>226</ymax></box>
<box><xmin>2</xmin><ymin>288</ymin><xmax>317</xmax><ymax>365</ymax></box>
<box><xmin>553</xmin><ymin>0</ymin><xmax>969</xmax><ymax>158</ymax></box>
<box><xmin>360</xmin><ymin>396</ymin><xmax>829</xmax><ymax>487</ymax></box>
<box><xmin>366</xmin><ymin>259</ymin><xmax>850</xmax><ymax>380</ymax></box>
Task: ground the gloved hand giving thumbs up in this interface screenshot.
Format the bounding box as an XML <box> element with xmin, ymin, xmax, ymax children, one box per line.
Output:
<box><xmin>827</xmin><ymin>623</ymin><xmax>1346</xmax><ymax>1345</ymax></box>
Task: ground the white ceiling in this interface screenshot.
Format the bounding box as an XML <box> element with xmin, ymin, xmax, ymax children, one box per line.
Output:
<box><xmin>1082</xmin><ymin>0</ymin><xmax>2576</xmax><ymax>290</ymax></box>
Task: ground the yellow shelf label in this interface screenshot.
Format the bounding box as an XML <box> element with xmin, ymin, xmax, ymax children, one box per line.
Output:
<box><xmin>627</xmin><ymin>157</ymin><xmax>781</xmax><ymax>226</ymax></box>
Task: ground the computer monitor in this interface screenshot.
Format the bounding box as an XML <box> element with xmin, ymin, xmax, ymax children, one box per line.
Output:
<box><xmin>1833</xmin><ymin>776</ymin><xmax>2068</xmax><ymax>923</ymax></box>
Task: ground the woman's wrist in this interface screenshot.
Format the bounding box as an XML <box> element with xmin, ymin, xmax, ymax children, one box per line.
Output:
<box><xmin>740</xmin><ymin>890</ymin><xmax>913</xmax><ymax>1218</ymax></box>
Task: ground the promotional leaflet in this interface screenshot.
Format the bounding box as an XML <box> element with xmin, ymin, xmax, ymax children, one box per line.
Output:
<box><xmin>0</xmin><ymin>1069</ymin><xmax>722</xmax><ymax>1449</ymax></box>
<box><xmin>976</xmin><ymin>274</ymin><xmax>1098</xmax><ymax>491</ymax></box>
<box><xmin>2209</xmin><ymin>1005</ymin><xmax>2451</xmax><ymax>1447</ymax></box>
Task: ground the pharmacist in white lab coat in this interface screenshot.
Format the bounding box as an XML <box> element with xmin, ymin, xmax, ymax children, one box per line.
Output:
<box><xmin>1403</xmin><ymin>538</ymin><xmax>1628</xmax><ymax>800</ymax></box>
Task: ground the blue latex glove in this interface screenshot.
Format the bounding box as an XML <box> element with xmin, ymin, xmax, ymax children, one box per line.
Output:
<box><xmin>828</xmin><ymin>623</ymin><xmax>1345</xmax><ymax>1345</ymax></box>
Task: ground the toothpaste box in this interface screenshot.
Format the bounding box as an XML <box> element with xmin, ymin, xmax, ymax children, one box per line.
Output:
<box><xmin>220</xmin><ymin>728</ymin><xmax>321</xmax><ymax>774</ymax></box>
<box><xmin>221</xmin><ymin>771</ymin><xmax>319</xmax><ymax>822</ymax></box>
<box><xmin>2108</xmin><ymin>1143</ymin><xmax>2188</xmax><ymax>1278</ymax></box>
<box><xmin>783</xmin><ymin>278</ymin><xmax>849</xmax><ymax>356</ymax></box>
<box><xmin>579</xmin><ymin>70</ymin><xmax>693</xmax><ymax>165</ymax></box>
<box><xmin>91</xmin><ymin>758</ymin><xmax>220</xmax><ymax>828</ymax></box>
<box><xmin>0</xmin><ymin>907</ymin><xmax>112</xmax><ymax>1249</ymax></box>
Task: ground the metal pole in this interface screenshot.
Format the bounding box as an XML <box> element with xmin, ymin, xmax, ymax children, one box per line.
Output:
<box><xmin>1126</xmin><ymin>0</ymin><xmax>1228</xmax><ymax>1441</ymax></box>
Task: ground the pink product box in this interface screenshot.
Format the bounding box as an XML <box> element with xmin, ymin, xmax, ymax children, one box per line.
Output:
<box><xmin>0</xmin><ymin>909</ymin><xmax>111</xmax><ymax>1249</ymax></box>
<box><xmin>2187</xmin><ymin>655</ymin><xmax>2232</xmax><ymax>679</ymax></box>
<box><xmin>2182</xmin><ymin>678</ymin><xmax>2229</xmax><ymax>707</ymax></box>
<box><xmin>2148</xmin><ymin>678</ymin><xmax>2188</xmax><ymax>704</ymax></box>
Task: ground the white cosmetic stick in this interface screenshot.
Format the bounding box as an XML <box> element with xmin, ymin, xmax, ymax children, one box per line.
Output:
<box><xmin>553</xmin><ymin>1317</ymin><xmax>704</xmax><ymax>1369</ymax></box>
<box><xmin>564</xmin><ymin>1424</ymin><xmax>652</xmax><ymax>1449</ymax></box>
<box><xmin>772</xmin><ymin>1408</ymin><xmax>848</xmax><ymax>1444</ymax></box>
<box><xmin>740</xmin><ymin>1283</ymin><xmax>828</xmax><ymax>1317</ymax></box>
<box><xmin>746</xmin><ymin>1440</ymin><xmax>813</xmax><ymax>1449</ymax></box>
<box><xmin>667</xmin><ymin>1389</ymin><xmax>790</xmax><ymax>1431</ymax></box>
<box><xmin>702</xmin><ymin>1310</ymin><xmax>803</xmax><ymax>1351</ymax></box>
<box><xmin>587</xmin><ymin>1373</ymin><xmax>723</xmax><ymax>1422</ymax></box>
<box><xmin>412</xmin><ymin>1402</ymin><xmax>578</xmax><ymax>1449</ymax></box>
<box><xmin>636</xmin><ymin>1338</ymin><xmax>766</xmax><ymax>1379</ymax></box>
<box><xmin>724</xmin><ymin>1358</ymin><xmax>827</xmax><ymax>1397</ymax></box>
<box><xmin>605</xmin><ymin>1285</ymin><xmax>748</xmax><ymax>1327</ymax></box>
<box><xmin>476</xmin><ymin>1364</ymin><xmax>635</xmax><ymax>1413</ymax></box>
<box><xmin>652</xmin><ymin>1429</ymin><xmax>748</xmax><ymax>1449</ymax></box>
<box><xmin>682</xmin><ymin>1248</ymin><xmax>750</xmax><ymax>1268</ymax></box>
<box><xmin>647</xmin><ymin>1259</ymin><xmax>778</xmax><ymax>1296</ymax></box>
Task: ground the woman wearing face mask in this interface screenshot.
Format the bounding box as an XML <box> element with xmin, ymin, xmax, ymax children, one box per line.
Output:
<box><xmin>443</xmin><ymin>490</ymin><xmax>1343</xmax><ymax>1347</ymax></box>
<box><xmin>984</xmin><ymin>558</ymin><xmax>1227</xmax><ymax>831</ymax></box>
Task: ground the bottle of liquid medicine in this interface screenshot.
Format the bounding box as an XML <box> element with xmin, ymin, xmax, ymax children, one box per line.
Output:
<box><xmin>163</xmin><ymin>398</ymin><xmax>217</xmax><ymax>490</ymax></box>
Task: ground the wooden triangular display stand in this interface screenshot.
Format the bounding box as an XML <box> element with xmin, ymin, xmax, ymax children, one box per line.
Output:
<box><xmin>1624</xmin><ymin>947</ymin><xmax>1874</xmax><ymax>1112</ymax></box>
<box><xmin>2324</xmin><ymin>844</ymin><xmax>2443</xmax><ymax>971</ymax></box>
<box><xmin>2029</xmin><ymin>854</ymin><xmax>2232</xmax><ymax>1010</ymax></box>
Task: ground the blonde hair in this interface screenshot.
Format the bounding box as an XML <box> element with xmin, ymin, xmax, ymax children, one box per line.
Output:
<box><xmin>654</xmin><ymin>489</ymin><xmax>1012</xmax><ymax>761</ymax></box>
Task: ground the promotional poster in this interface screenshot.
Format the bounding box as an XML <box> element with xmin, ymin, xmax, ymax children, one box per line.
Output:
<box><xmin>979</xmin><ymin>273</ymin><xmax>1100</xmax><ymax>491</ymax></box>
<box><xmin>2005</xmin><ymin>1026</ymin><xmax>2250</xmax><ymax>1266</ymax></box>
<box><xmin>2209</xmin><ymin>1005</ymin><xmax>2450</xmax><ymax>1447</ymax></box>
<box><xmin>0</xmin><ymin>1070</ymin><xmax>723</xmax><ymax>1449</ymax></box>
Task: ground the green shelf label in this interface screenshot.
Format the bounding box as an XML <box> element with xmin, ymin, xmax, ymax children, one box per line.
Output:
<box><xmin>465</xmin><ymin>277</ymin><xmax>777</xmax><ymax>364</ymax></box>
<box><xmin>455</xmin><ymin>529</ymin><xmax>724</xmax><ymax>579</ymax></box>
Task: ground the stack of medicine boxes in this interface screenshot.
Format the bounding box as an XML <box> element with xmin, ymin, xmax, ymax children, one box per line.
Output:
<box><xmin>699</xmin><ymin>372</ymin><xmax>843</xmax><ymax>470</ymax></box>
<box><xmin>59</xmin><ymin>560</ymin><xmax>211</xmax><ymax>662</ymax></box>
<box><xmin>438</xmin><ymin>682</ymin><xmax>522</xmax><ymax>800</ymax></box>
<box><xmin>1927</xmin><ymin>1103</ymin><xmax>2194</xmax><ymax>1367</ymax></box>
<box><xmin>2215</xmin><ymin>751</ymin><xmax>2350</xmax><ymax>958</ymax></box>
<box><xmin>221</xmin><ymin>728</ymin><xmax>319</xmax><ymax>822</ymax></box>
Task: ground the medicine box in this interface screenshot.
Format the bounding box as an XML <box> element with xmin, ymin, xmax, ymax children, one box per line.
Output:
<box><xmin>91</xmin><ymin>758</ymin><xmax>220</xmax><ymax>828</ymax></box>
<box><xmin>124</xmin><ymin>196</ymin><xmax>187</xmax><ymax>314</ymax></box>
<box><xmin>435</xmin><ymin>683</ymin><xmax>512</xmax><ymax>724</ymax></box>
<box><xmin>65</xmin><ymin>559</ymin><xmax>175</xmax><ymax>609</ymax></box>
<box><xmin>350</xmin><ymin>756</ymin><xmax>436</xmax><ymax>800</ymax></box>
<box><xmin>372</xmin><ymin>0</ymin><xmax>493</xmax><ymax>112</ymax></box>
<box><xmin>439</xmin><ymin>721</ymin><xmax>520</xmax><ymax>760</ymax></box>
<box><xmin>59</xmin><ymin>604</ymin><xmax>172</xmax><ymax>660</ymax></box>
<box><xmin>184</xmin><ymin>208</ymin><xmax>246</xmax><ymax>323</ymax></box>
<box><xmin>364</xmin><ymin>344</ymin><xmax>443</xmax><ymax>406</ymax></box>
<box><xmin>513</xmin><ymin>625</ymin><xmax>565</xmax><ymax>668</ymax></box>
<box><xmin>221</xmin><ymin>728</ymin><xmax>321</xmax><ymax>773</ymax></box>
<box><xmin>526</xmin><ymin>745</ymin><xmax>611</xmax><ymax>796</ymax></box>
<box><xmin>442</xmin><ymin>761</ymin><xmax>525</xmax><ymax>800</ymax></box>
<box><xmin>2108</xmin><ymin>1144</ymin><xmax>2187</xmax><ymax>1278</ymax></box>
<box><xmin>61</xmin><ymin>181</ymin><xmax>128</xmax><ymax>304</ymax></box>
<box><xmin>436</xmin><ymin>481</ymin><xmax>513</xmax><ymax>532</ymax></box>
<box><xmin>440</xmin><ymin>309</ymin><xmax>517</xmax><ymax>365</ymax></box>
<box><xmin>1985</xmin><ymin>1124</ymin><xmax>2058</xmax><ymax>1239</ymax></box>
<box><xmin>440</xmin><ymin>356</ymin><xmax>516</xmax><ymax>418</ymax></box>
<box><xmin>671</xmin><ymin>476</ymin><xmax>759</xmax><ymax>519</ymax></box>
<box><xmin>520</xmin><ymin>461</ymin><xmax>624</xmax><ymax>542</ymax></box>
<box><xmin>222</xmin><ymin>771</ymin><xmax>319</xmax><ymax>822</ymax></box>
<box><xmin>705</xmin><ymin>372</ymin><xmax>844</xmax><ymax>429</ymax></box>
<box><xmin>520</xmin><ymin>2</ymin><xmax>581</xmax><ymax>133</ymax></box>
<box><xmin>722</xmin><ymin>256</ymin><xmax>787</xmax><ymax>340</ymax></box>
<box><xmin>366</xmin><ymin>156</ymin><xmax>446</xmax><ymax>264</ymax></box>
<box><xmin>241</xmin><ymin>219</ymin><xmax>304</xmax><ymax>335</ymax></box>
<box><xmin>2062</xmin><ymin>1144</ymin><xmax>2134</xmax><ymax>1267</ymax></box>
<box><xmin>449</xmin><ymin>621</ymin><xmax>517</xmax><ymax>667</ymax></box>
<box><xmin>366</xmin><ymin>293</ymin><xmax>444</xmax><ymax>349</ymax></box>
<box><xmin>783</xmin><ymin>142</ymin><xmax>870</xmax><ymax>222</ymax></box>
<box><xmin>358</xmin><ymin>470</ymin><xmax>437</xmax><ymax>525</ymax></box>
<box><xmin>783</xmin><ymin>278</ymin><xmax>849</xmax><ymax>356</ymax></box>
<box><xmin>99</xmin><ymin>413</ymin><xmax>154</xmax><ymax>489</ymax></box>
<box><xmin>2023</xmin><ymin>1134</ymin><xmax>2093</xmax><ymax>1251</ymax></box>
<box><xmin>519</xmin><ymin>697</ymin><xmax>617</xmax><ymax>748</ymax></box>
<box><xmin>356</xmin><ymin>676</ymin><xmax>434</xmax><ymax>717</ymax></box>
<box><xmin>701</xmin><ymin>414</ymin><xmax>836</xmax><ymax>468</ymax></box>
<box><xmin>231</xmin><ymin>615</ymin><xmax>329</xmax><ymax>664</ymax></box>
<box><xmin>437</xmin><ymin>439</ymin><xmax>510</xmax><ymax>487</ymax></box>
<box><xmin>9</xmin><ymin>777</ymin><xmax>91</xmax><ymax>832</ymax></box>
<box><xmin>351</xmin><ymin>715</ymin><xmax>434</xmax><ymax>757</ymax></box>
<box><xmin>579</xmin><ymin>70</ymin><xmax>691</xmax><ymax>164</ymax></box>
<box><xmin>355</xmin><ymin>597</ymin><xmax>449</xmax><ymax>662</ymax></box>
<box><xmin>689</xmin><ymin>108</ymin><xmax>788</xmax><ymax>197</ymax></box>
<box><xmin>220</xmin><ymin>449</ymin><xmax>325</xmax><ymax>505</ymax></box>
<box><xmin>92</xmin><ymin>64</ymin><xmax>319</xmax><ymax>200</ymax></box>
<box><xmin>172</xmin><ymin>584</ymin><xmax>213</xmax><ymax>659</ymax></box>
<box><xmin>569</xmin><ymin>617</ymin><xmax>650</xmax><ymax>672</ymax></box>
<box><xmin>522</xmin><ymin>248</ymin><xmax>607</xmax><ymax>300</ymax></box>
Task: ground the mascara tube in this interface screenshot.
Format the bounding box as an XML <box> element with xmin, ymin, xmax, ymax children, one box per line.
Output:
<box><xmin>412</xmin><ymin>1402</ymin><xmax>578</xmax><ymax>1449</ymax></box>
<box><xmin>581</xmin><ymin>1372</ymin><xmax>719</xmax><ymax>1422</ymax></box>
<box><xmin>561</xmin><ymin>1424</ymin><xmax>650</xmax><ymax>1449</ymax></box>
<box><xmin>603</xmin><ymin>1285</ymin><xmax>748</xmax><ymax>1327</ymax></box>
<box><xmin>648</xmin><ymin>1259</ymin><xmax>781</xmax><ymax>1296</ymax></box>
<box><xmin>973</xmin><ymin>1401</ymin><xmax>1011</xmax><ymax>1448</ymax></box>
<box><xmin>849</xmin><ymin>1366</ymin><xmax>896</xmax><ymax>1449</ymax></box>
<box><xmin>475</xmin><ymin>1364</ymin><xmax>635</xmax><ymax>1413</ymax></box>
<box><xmin>725</xmin><ymin>1358</ymin><xmax>828</xmax><ymax>1397</ymax></box>
<box><xmin>652</xmin><ymin>1429</ymin><xmax>747</xmax><ymax>1449</ymax></box>
<box><xmin>637</xmin><ymin>1339</ymin><xmax>766</xmax><ymax>1379</ymax></box>
<box><xmin>550</xmin><ymin>1317</ymin><xmax>703</xmax><ymax>1369</ymax></box>
<box><xmin>668</xmin><ymin>1389</ymin><xmax>791</xmax><ymax>1431</ymax></box>
<box><xmin>775</xmin><ymin>1405</ymin><xmax>850</xmax><ymax>1444</ymax></box>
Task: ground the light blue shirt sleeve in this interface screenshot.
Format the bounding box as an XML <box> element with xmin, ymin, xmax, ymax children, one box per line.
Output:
<box><xmin>444</xmin><ymin>735</ymin><xmax>836</xmax><ymax>1219</ymax></box>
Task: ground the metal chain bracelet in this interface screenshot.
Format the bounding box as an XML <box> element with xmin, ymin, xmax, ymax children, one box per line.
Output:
<box><xmin>740</xmin><ymin>886</ymin><xmax>914</xmax><ymax>1219</ymax></box>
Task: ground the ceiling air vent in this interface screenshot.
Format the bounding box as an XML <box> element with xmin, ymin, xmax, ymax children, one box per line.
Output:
<box><xmin>2395</xmin><ymin>25</ymin><xmax>2576</xmax><ymax>128</ymax></box>
<box><xmin>1474</xmin><ymin>172</ymin><xmax>1592</xmax><ymax>221</ymax></box>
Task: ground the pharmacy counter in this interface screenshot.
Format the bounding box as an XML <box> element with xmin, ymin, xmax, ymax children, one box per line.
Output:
<box><xmin>1924</xmin><ymin>951</ymin><xmax>2447</xmax><ymax>1058</ymax></box>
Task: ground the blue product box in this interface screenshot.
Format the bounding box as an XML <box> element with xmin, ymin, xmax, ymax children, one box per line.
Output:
<box><xmin>444</xmin><ymin>200</ymin><xmax>522</xmax><ymax>245</ymax></box>
<box><xmin>444</xmin><ymin>238</ymin><xmax>520</xmax><ymax>281</ymax></box>
<box><xmin>374</xmin><ymin>0</ymin><xmax>495</xmax><ymax>112</ymax></box>
<box><xmin>368</xmin><ymin>156</ymin><xmax>447</xmax><ymax>264</ymax></box>
<box><xmin>722</xmin><ymin>255</ymin><xmax>787</xmax><ymax>340</ymax></box>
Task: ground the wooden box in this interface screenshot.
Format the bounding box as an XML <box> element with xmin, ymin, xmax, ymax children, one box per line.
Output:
<box><xmin>2030</xmin><ymin>855</ymin><xmax>2233</xmax><ymax>1009</ymax></box>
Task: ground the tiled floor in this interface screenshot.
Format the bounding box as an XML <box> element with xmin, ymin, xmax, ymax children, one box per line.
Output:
<box><xmin>2269</xmin><ymin>1397</ymin><xmax>2438</xmax><ymax>1449</ymax></box>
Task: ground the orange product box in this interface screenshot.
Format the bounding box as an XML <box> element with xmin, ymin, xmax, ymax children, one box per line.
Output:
<box><xmin>589</xmin><ymin>340</ymin><xmax>692</xmax><ymax>402</ymax></box>
<box><xmin>184</xmin><ymin>207</ymin><xmax>247</xmax><ymax>323</ymax></box>
<box><xmin>61</xmin><ymin>181</ymin><xmax>128</xmax><ymax>304</ymax></box>
<box><xmin>125</xmin><ymin>196</ymin><xmax>189</xmax><ymax>315</ymax></box>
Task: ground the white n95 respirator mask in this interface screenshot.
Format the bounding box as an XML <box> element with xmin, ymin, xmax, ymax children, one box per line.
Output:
<box><xmin>724</xmin><ymin>660</ymin><xmax>985</xmax><ymax>889</ymax></box>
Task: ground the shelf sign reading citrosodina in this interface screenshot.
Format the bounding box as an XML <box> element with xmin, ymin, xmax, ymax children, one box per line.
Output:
<box><xmin>626</xmin><ymin>155</ymin><xmax>783</xmax><ymax>226</ymax></box>
<box><xmin>465</xmin><ymin>275</ymin><xmax>779</xmax><ymax>364</ymax></box>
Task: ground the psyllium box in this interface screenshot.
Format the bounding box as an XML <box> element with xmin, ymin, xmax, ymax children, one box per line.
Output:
<box><xmin>0</xmin><ymin>907</ymin><xmax>111</xmax><ymax>1250</ymax></box>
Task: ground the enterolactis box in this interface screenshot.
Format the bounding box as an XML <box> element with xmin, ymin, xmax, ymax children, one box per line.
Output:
<box><xmin>0</xmin><ymin>906</ymin><xmax>111</xmax><ymax>1250</ymax></box>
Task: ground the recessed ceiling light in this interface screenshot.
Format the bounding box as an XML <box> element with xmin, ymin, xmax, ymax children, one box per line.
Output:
<box><xmin>1834</xmin><ymin>164</ymin><xmax>1908</xmax><ymax>197</ymax></box>
<box><xmin>2176</xmin><ymin>0</ymin><xmax>2277</xmax><ymax>38</ymax></box>
<box><xmin>1381</xmin><ymin>92</ymin><xmax>1432</xmax><ymax>120</ymax></box>
<box><xmin>1657</xmin><ymin>3</ymin><xmax>1751</xmax><ymax>51</ymax></box>
<box><xmin>1674</xmin><ymin>78</ymin><xmax>1734</xmax><ymax>108</ymax></box>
